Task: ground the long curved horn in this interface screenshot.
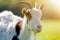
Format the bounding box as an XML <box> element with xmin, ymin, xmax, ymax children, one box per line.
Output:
<box><xmin>17</xmin><ymin>1</ymin><xmax>32</xmax><ymax>9</ymax></box>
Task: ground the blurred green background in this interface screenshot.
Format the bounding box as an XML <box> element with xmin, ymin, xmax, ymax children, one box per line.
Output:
<box><xmin>0</xmin><ymin>0</ymin><xmax>60</xmax><ymax>40</ymax></box>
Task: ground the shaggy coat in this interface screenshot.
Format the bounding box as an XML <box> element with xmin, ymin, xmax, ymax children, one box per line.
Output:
<box><xmin>0</xmin><ymin>10</ymin><xmax>23</xmax><ymax>40</ymax></box>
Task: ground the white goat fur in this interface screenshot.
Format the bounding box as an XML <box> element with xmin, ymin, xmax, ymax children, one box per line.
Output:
<box><xmin>0</xmin><ymin>10</ymin><xmax>23</xmax><ymax>40</ymax></box>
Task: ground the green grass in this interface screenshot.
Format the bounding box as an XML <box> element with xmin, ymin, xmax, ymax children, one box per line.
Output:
<box><xmin>37</xmin><ymin>20</ymin><xmax>60</xmax><ymax>40</ymax></box>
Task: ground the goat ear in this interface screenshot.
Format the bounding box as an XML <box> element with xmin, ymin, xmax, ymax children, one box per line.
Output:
<box><xmin>22</xmin><ymin>8</ymin><xmax>31</xmax><ymax>17</ymax></box>
<box><xmin>22</xmin><ymin>8</ymin><xmax>32</xmax><ymax>21</ymax></box>
<box><xmin>22</xmin><ymin>8</ymin><xmax>27</xmax><ymax>15</ymax></box>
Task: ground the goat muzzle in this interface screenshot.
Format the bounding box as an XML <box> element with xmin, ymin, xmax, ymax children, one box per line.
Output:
<box><xmin>36</xmin><ymin>25</ymin><xmax>42</xmax><ymax>33</ymax></box>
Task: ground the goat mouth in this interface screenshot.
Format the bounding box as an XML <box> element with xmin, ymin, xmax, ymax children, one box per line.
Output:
<box><xmin>36</xmin><ymin>28</ymin><xmax>41</xmax><ymax>33</ymax></box>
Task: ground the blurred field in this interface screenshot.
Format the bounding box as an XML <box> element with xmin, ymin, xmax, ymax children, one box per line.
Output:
<box><xmin>37</xmin><ymin>20</ymin><xmax>60</xmax><ymax>40</ymax></box>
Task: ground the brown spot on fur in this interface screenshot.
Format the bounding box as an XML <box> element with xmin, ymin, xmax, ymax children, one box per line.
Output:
<box><xmin>15</xmin><ymin>21</ymin><xmax>23</xmax><ymax>36</ymax></box>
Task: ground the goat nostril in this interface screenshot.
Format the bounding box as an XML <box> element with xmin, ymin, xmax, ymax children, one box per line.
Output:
<box><xmin>37</xmin><ymin>26</ymin><xmax>40</xmax><ymax>29</ymax></box>
<box><xmin>37</xmin><ymin>25</ymin><xmax>42</xmax><ymax>32</ymax></box>
<box><xmin>37</xmin><ymin>25</ymin><xmax>41</xmax><ymax>29</ymax></box>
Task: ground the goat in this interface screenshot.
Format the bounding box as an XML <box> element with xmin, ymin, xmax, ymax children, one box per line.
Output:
<box><xmin>17</xmin><ymin>2</ymin><xmax>43</xmax><ymax>40</ymax></box>
<box><xmin>0</xmin><ymin>1</ymin><xmax>43</xmax><ymax>40</ymax></box>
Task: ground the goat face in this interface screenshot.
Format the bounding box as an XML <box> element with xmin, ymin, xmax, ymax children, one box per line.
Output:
<box><xmin>22</xmin><ymin>3</ymin><xmax>43</xmax><ymax>33</ymax></box>
<box><xmin>29</xmin><ymin>8</ymin><xmax>42</xmax><ymax>33</ymax></box>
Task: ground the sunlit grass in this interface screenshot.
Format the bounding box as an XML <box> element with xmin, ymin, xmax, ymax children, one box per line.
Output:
<box><xmin>37</xmin><ymin>20</ymin><xmax>60</xmax><ymax>40</ymax></box>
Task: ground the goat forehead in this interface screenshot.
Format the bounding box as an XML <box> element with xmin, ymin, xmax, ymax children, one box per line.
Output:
<box><xmin>30</xmin><ymin>9</ymin><xmax>42</xmax><ymax>16</ymax></box>
<box><xmin>29</xmin><ymin>17</ymin><xmax>40</xmax><ymax>24</ymax></box>
<box><xmin>27</xmin><ymin>8</ymin><xmax>42</xmax><ymax>23</ymax></box>
<box><xmin>30</xmin><ymin>13</ymin><xmax>41</xmax><ymax>20</ymax></box>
